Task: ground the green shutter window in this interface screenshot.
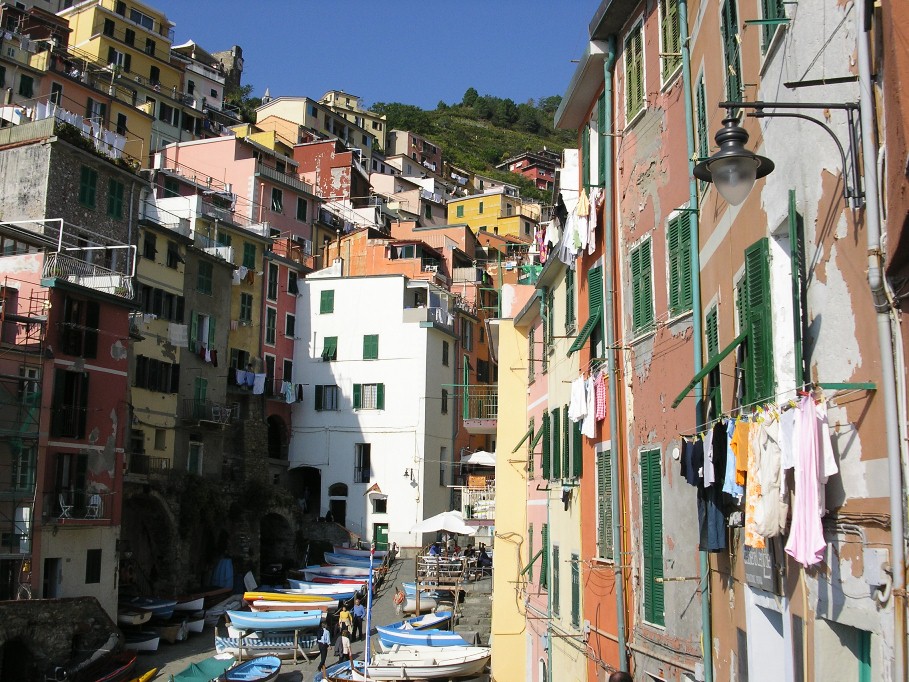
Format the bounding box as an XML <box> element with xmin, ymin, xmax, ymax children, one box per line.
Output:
<box><xmin>597</xmin><ymin>450</ymin><xmax>614</xmax><ymax>559</ymax></box>
<box><xmin>243</xmin><ymin>243</ymin><xmax>257</xmax><ymax>269</ymax></box>
<box><xmin>598</xmin><ymin>91</ymin><xmax>607</xmax><ymax>187</ymax></box>
<box><xmin>565</xmin><ymin>269</ymin><xmax>576</xmax><ymax>332</ymax></box>
<box><xmin>571</xmin><ymin>553</ymin><xmax>580</xmax><ymax>627</ymax></box>
<box><xmin>641</xmin><ymin>449</ymin><xmax>665</xmax><ymax>626</ymax></box>
<box><xmin>552</xmin><ymin>545</ymin><xmax>560</xmax><ymax>615</ymax></box>
<box><xmin>456</xmin><ymin>205</ymin><xmax>464</xmax><ymax>218</ymax></box>
<box><xmin>320</xmin><ymin>290</ymin><xmax>335</xmax><ymax>314</ymax></box>
<box><xmin>79</xmin><ymin>166</ymin><xmax>97</xmax><ymax>208</ymax></box>
<box><xmin>540</xmin><ymin>524</ymin><xmax>549</xmax><ymax>589</ymax></box>
<box><xmin>353</xmin><ymin>383</ymin><xmax>362</xmax><ymax>409</ymax></box>
<box><xmin>744</xmin><ymin>238</ymin><xmax>774</xmax><ymax>403</ymax></box>
<box><xmin>562</xmin><ymin>405</ymin><xmax>570</xmax><ymax>477</ymax></box>
<box><xmin>696</xmin><ymin>76</ymin><xmax>709</xmax><ymax>192</ymax></box>
<box><xmin>660</xmin><ymin>0</ymin><xmax>682</xmax><ymax>80</ymax></box>
<box><xmin>668</xmin><ymin>211</ymin><xmax>693</xmax><ymax>315</ymax></box>
<box><xmin>546</xmin><ymin>290</ymin><xmax>555</xmax><ymax>355</ymax></box>
<box><xmin>107</xmin><ymin>179</ymin><xmax>124</xmax><ymax>218</ymax></box>
<box><xmin>527</xmin><ymin>524</ymin><xmax>534</xmax><ymax>583</ymax></box>
<box><xmin>528</xmin><ymin>326</ymin><xmax>536</xmax><ymax>383</ymax></box>
<box><xmin>189</xmin><ymin>311</ymin><xmax>198</xmax><ymax>352</ymax></box>
<box><xmin>625</xmin><ymin>25</ymin><xmax>644</xmax><ymax>119</ymax></box>
<box><xmin>721</xmin><ymin>0</ymin><xmax>742</xmax><ymax>103</ymax></box>
<box><xmin>631</xmin><ymin>240</ymin><xmax>654</xmax><ymax>332</ymax></box>
<box><xmin>321</xmin><ymin>336</ymin><xmax>338</xmax><ymax>361</ymax></box>
<box><xmin>541</xmin><ymin>411</ymin><xmax>551</xmax><ymax>480</ymax></box>
<box><xmin>551</xmin><ymin>408</ymin><xmax>561</xmax><ymax>479</ymax></box>
<box><xmin>376</xmin><ymin>383</ymin><xmax>385</xmax><ymax>410</ymax></box>
<box><xmin>573</xmin><ymin>419</ymin><xmax>583</xmax><ymax>477</ymax></box>
<box><xmin>363</xmin><ymin>334</ymin><xmax>379</xmax><ymax>360</ymax></box>
<box><xmin>706</xmin><ymin>306</ymin><xmax>722</xmax><ymax>418</ymax></box>
<box><xmin>208</xmin><ymin>316</ymin><xmax>216</xmax><ymax>347</ymax></box>
<box><xmin>568</xmin><ymin>266</ymin><xmax>603</xmax><ymax>355</ymax></box>
<box><xmin>582</xmin><ymin>123</ymin><xmax>591</xmax><ymax>192</ymax></box>
<box><xmin>761</xmin><ymin>0</ymin><xmax>786</xmax><ymax>50</ymax></box>
<box><xmin>314</xmin><ymin>385</ymin><xmax>324</xmax><ymax>410</ymax></box>
<box><xmin>527</xmin><ymin>417</ymin><xmax>536</xmax><ymax>472</ymax></box>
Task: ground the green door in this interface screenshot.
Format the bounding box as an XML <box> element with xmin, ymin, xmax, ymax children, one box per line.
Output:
<box><xmin>374</xmin><ymin>524</ymin><xmax>389</xmax><ymax>551</ymax></box>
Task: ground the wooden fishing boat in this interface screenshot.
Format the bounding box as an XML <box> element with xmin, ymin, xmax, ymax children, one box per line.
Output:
<box><xmin>315</xmin><ymin>646</ymin><xmax>491</xmax><ymax>681</ymax></box>
<box><xmin>322</xmin><ymin>552</ymin><xmax>374</xmax><ymax>568</ymax></box>
<box><xmin>123</xmin><ymin>631</ymin><xmax>160</xmax><ymax>652</ymax></box>
<box><xmin>117</xmin><ymin>607</ymin><xmax>153</xmax><ymax>627</ymax></box>
<box><xmin>171</xmin><ymin>655</ymin><xmax>234</xmax><ymax>682</ymax></box>
<box><xmin>221</xmin><ymin>655</ymin><xmax>281</xmax><ymax>681</ymax></box>
<box><xmin>243</xmin><ymin>590</ymin><xmax>336</xmax><ymax>604</ymax></box>
<box><xmin>332</xmin><ymin>545</ymin><xmax>389</xmax><ymax>558</ymax></box>
<box><xmin>402</xmin><ymin>595</ymin><xmax>437</xmax><ymax>613</ymax></box>
<box><xmin>120</xmin><ymin>596</ymin><xmax>178</xmax><ymax>620</ymax></box>
<box><xmin>300</xmin><ymin>565</ymin><xmax>373</xmax><ymax>581</ymax></box>
<box><xmin>151</xmin><ymin>618</ymin><xmax>188</xmax><ymax>644</ymax></box>
<box><xmin>249</xmin><ymin>598</ymin><xmax>338</xmax><ymax>612</ymax></box>
<box><xmin>227</xmin><ymin>609</ymin><xmax>322</xmax><ymax>630</ymax></box>
<box><xmin>126</xmin><ymin>667</ymin><xmax>157</xmax><ymax>682</ymax></box>
<box><xmin>71</xmin><ymin>651</ymin><xmax>136</xmax><ymax>682</ymax></box>
<box><xmin>186</xmin><ymin>610</ymin><xmax>206</xmax><ymax>633</ymax></box>
<box><xmin>214</xmin><ymin>630</ymin><xmax>318</xmax><ymax>660</ymax></box>
<box><xmin>375</xmin><ymin>611</ymin><xmax>466</xmax><ymax>648</ymax></box>
<box><xmin>174</xmin><ymin>595</ymin><xmax>205</xmax><ymax>611</ymax></box>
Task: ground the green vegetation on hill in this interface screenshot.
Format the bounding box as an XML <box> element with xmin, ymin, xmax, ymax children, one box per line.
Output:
<box><xmin>372</xmin><ymin>91</ymin><xmax>576</xmax><ymax>203</ymax></box>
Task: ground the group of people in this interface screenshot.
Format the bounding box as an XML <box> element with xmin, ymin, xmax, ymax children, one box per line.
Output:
<box><xmin>317</xmin><ymin>597</ymin><xmax>367</xmax><ymax>673</ymax></box>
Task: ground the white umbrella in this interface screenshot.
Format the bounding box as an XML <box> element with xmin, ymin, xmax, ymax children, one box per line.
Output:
<box><xmin>410</xmin><ymin>510</ymin><xmax>478</xmax><ymax>536</ymax></box>
<box><xmin>461</xmin><ymin>450</ymin><xmax>496</xmax><ymax>467</ymax></box>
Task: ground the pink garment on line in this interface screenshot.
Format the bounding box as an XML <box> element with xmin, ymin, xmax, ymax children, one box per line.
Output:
<box><xmin>594</xmin><ymin>371</ymin><xmax>607</xmax><ymax>421</ymax></box>
<box><xmin>784</xmin><ymin>395</ymin><xmax>828</xmax><ymax>567</ymax></box>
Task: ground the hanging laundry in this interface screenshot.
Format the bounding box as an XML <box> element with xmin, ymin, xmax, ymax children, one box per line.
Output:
<box><xmin>731</xmin><ymin>419</ymin><xmax>751</xmax><ymax>487</ymax></box>
<box><xmin>544</xmin><ymin>219</ymin><xmax>561</xmax><ymax>247</ymax></box>
<box><xmin>576</xmin><ymin>188</ymin><xmax>590</xmax><ymax>253</ymax></box>
<box><xmin>235</xmin><ymin>369</ymin><xmax>251</xmax><ymax>387</ymax></box>
<box><xmin>567</xmin><ymin>377</ymin><xmax>587</xmax><ymax>422</ymax></box>
<box><xmin>283</xmin><ymin>381</ymin><xmax>295</xmax><ymax>404</ymax></box>
<box><xmin>252</xmin><ymin>373</ymin><xmax>267</xmax><ymax>395</ymax></box>
<box><xmin>244</xmin><ymin>269</ymin><xmax>255</xmax><ymax>285</ymax></box>
<box><xmin>210</xmin><ymin>349</ymin><xmax>218</xmax><ymax>368</ymax></box>
<box><xmin>587</xmin><ymin>188</ymin><xmax>601</xmax><ymax>255</ymax></box>
<box><xmin>743</xmin><ymin>418</ymin><xmax>765</xmax><ymax>549</ymax></box>
<box><xmin>594</xmin><ymin>371</ymin><xmax>607</xmax><ymax>421</ymax></box>
<box><xmin>722</xmin><ymin>419</ymin><xmax>744</xmax><ymax>499</ymax></box>
<box><xmin>682</xmin><ymin>438</ymin><xmax>703</xmax><ymax>487</ymax></box>
<box><xmin>168</xmin><ymin>323</ymin><xmax>188</xmax><ymax>348</ymax></box>
<box><xmin>755</xmin><ymin>414</ymin><xmax>787</xmax><ymax>539</ymax></box>
<box><xmin>581</xmin><ymin>375</ymin><xmax>596</xmax><ymax>438</ymax></box>
<box><xmin>204</xmin><ymin>348</ymin><xmax>212</xmax><ymax>364</ymax></box>
<box><xmin>703</xmin><ymin>430</ymin><xmax>715</xmax><ymax>488</ymax></box>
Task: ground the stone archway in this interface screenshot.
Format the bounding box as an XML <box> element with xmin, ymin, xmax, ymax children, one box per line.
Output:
<box><xmin>120</xmin><ymin>492</ymin><xmax>182</xmax><ymax>595</ymax></box>
<box><xmin>0</xmin><ymin>637</ymin><xmax>33</xmax><ymax>680</ymax></box>
<box><xmin>288</xmin><ymin>466</ymin><xmax>321</xmax><ymax>518</ymax></box>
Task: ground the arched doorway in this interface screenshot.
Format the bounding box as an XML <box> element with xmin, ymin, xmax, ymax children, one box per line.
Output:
<box><xmin>266</xmin><ymin>415</ymin><xmax>287</xmax><ymax>460</ymax></box>
<box><xmin>288</xmin><ymin>466</ymin><xmax>320</xmax><ymax>517</ymax></box>
<box><xmin>328</xmin><ymin>482</ymin><xmax>348</xmax><ymax>526</ymax></box>
<box><xmin>120</xmin><ymin>494</ymin><xmax>181</xmax><ymax>595</ymax></box>
<box><xmin>0</xmin><ymin>637</ymin><xmax>33</xmax><ymax>680</ymax></box>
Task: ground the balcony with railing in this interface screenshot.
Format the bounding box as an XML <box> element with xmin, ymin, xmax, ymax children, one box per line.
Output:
<box><xmin>462</xmin><ymin>385</ymin><xmax>498</xmax><ymax>434</ymax></box>
<box><xmin>125</xmin><ymin>452</ymin><xmax>171</xmax><ymax>481</ymax></box>
<box><xmin>402</xmin><ymin>306</ymin><xmax>454</xmax><ymax>335</ymax></box>
<box><xmin>43</xmin><ymin>252</ymin><xmax>134</xmax><ymax>300</ymax></box>
<box><xmin>43</xmin><ymin>489</ymin><xmax>113</xmax><ymax>524</ymax></box>
<box><xmin>193</xmin><ymin>233</ymin><xmax>233</xmax><ymax>263</ymax></box>
<box><xmin>255</xmin><ymin>162</ymin><xmax>313</xmax><ymax>195</ymax></box>
<box><xmin>460</xmin><ymin>485</ymin><xmax>496</xmax><ymax>525</ymax></box>
<box><xmin>180</xmin><ymin>398</ymin><xmax>237</xmax><ymax>425</ymax></box>
<box><xmin>453</xmin><ymin>267</ymin><xmax>487</xmax><ymax>284</ymax></box>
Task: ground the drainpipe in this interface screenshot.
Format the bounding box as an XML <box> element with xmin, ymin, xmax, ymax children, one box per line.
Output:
<box><xmin>678</xmin><ymin>1</ymin><xmax>713</xmax><ymax>680</ymax></box>
<box><xmin>857</xmin><ymin>3</ymin><xmax>906</xmax><ymax>680</ymax></box>
<box><xmin>601</xmin><ymin>35</ymin><xmax>628</xmax><ymax>672</ymax></box>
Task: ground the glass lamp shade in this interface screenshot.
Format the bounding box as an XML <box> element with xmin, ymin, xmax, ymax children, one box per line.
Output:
<box><xmin>709</xmin><ymin>156</ymin><xmax>759</xmax><ymax>206</ymax></box>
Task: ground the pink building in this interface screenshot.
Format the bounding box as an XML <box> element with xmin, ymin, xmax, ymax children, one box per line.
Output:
<box><xmin>293</xmin><ymin>139</ymin><xmax>371</xmax><ymax>209</ymax></box>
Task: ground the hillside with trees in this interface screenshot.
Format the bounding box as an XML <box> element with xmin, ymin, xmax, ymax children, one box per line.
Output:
<box><xmin>372</xmin><ymin>90</ymin><xmax>576</xmax><ymax>202</ymax></box>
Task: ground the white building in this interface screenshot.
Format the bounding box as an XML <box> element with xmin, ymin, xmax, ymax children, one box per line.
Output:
<box><xmin>290</xmin><ymin>272</ymin><xmax>457</xmax><ymax>550</ymax></box>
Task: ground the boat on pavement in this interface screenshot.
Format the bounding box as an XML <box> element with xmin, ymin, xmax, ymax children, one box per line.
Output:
<box><xmin>123</xmin><ymin>630</ymin><xmax>160</xmax><ymax>652</ymax></box>
<box><xmin>314</xmin><ymin>645</ymin><xmax>490</xmax><ymax>681</ymax></box>
<box><xmin>332</xmin><ymin>545</ymin><xmax>389</xmax><ymax>558</ymax></box>
<box><xmin>249</xmin><ymin>598</ymin><xmax>338</xmax><ymax>612</ymax></box>
<box><xmin>226</xmin><ymin>609</ymin><xmax>322</xmax><ymax>630</ymax></box>
<box><xmin>376</xmin><ymin>610</ymin><xmax>468</xmax><ymax>648</ymax></box>
<box><xmin>221</xmin><ymin>655</ymin><xmax>281</xmax><ymax>681</ymax></box>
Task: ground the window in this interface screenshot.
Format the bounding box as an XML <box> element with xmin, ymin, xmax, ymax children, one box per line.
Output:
<box><xmin>60</xmin><ymin>297</ymin><xmax>99</xmax><ymax>358</ymax></box>
<box><xmin>163</xmin><ymin>176</ymin><xmax>179</xmax><ymax>198</ymax></box>
<box><xmin>545</xmin><ymin>289</ymin><xmax>555</xmax><ymax>357</ymax></box>
<box><xmin>129</xmin><ymin>8</ymin><xmax>154</xmax><ymax>29</ymax></box>
<box><xmin>314</xmin><ymin>385</ymin><xmax>340</xmax><ymax>411</ymax></box>
<box><xmin>271</xmin><ymin>187</ymin><xmax>283</xmax><ymax>213</ymax></box>
<box><xmin>527</xmin><ymin>523</ymin><xmax>534</xmax><ymax>582</ymax></box>
<box><xmin>79</xmin><ymin>166</ymin><xmax>98</xmax><ymax>208</ymax></box>
<box><xmin>188</xmin><ymin>313</ymin><xmax>216</xmax><ymax>354</ymax></box>
<box><xmin>86</xmin><ymin>98</ymin><xmax>107</xmax><ymax>124</ymax></box>
<box><xmin>265</xmin><ymin>263</ymin><xmax>279</xmax><ymax>301</ymax></box>
<box><xmin>320</xmin><ymin>290</ymin><xmax>334</xmax><ymax>314</ymax></box>
<box><xmin>242</xmin><ymin>243</ymin><xmax>257</xmax><ymax>269</ymax></box>
<box><xmin>285</xmin><ymin>313</ymin><xmax>295</xmax><ymax>337</ymax></box>
<box><xmin>107</xmin><ymin>179</ymin><xmax>125</xmax><ymax>218</ymax></box>
<box><xmin>106</xmin><ymin>46</ymin><xmax>130</xmax><ymax>72</ymax></box>
<box><xmin>439</xmin><ymin>447</ymin><xmax>448</xmax><ymax>486</ymax></box>
<box><xmin>696</xmin><ymin>75</ymin><xmax>709</xmax><ymax>193</ymax></box>
<box><xmin>761</xmin><ymin>0</ymin><xmax>786</xmax><ymax>50</ymax></box>
<box><xmin>660</xmin><ymin>0</ymin><xmax>682</xmax><ymax>80</ymax></box>
<box><xmin>631</xmin><ymin>239</ymin><xmax>654</xmax><ymax>332</ymax></box>
<box><xmin>528</xmin><ymin>326</ymin><xmax>536</xmax><ymax>383</ymax></box>
<box><xmin>461</xmin><ymin>319</ymin><xmax>473</xmax><ymax>351</ymax></box>
<box><xmin>0</xmin><ymin>65</ymin><xmax>5</xmax><ymax>88</ymax></box>
<box><xmin>353</xmin><ymin>383</ymin><xmax>385</xmax><ymax>410</ymax></box>
<box><xmin>124</xmin><ymin>27</ymin><xmax>135</xmax><ymax>45</ymax></box>
<box><xmin>568</xmin><ymin>266</ymin><xmax>604</xmax><ymax>356</ymax></box>
<box><xmin>134</xmin><ymin>355</ymin><xmax>180</xmax><ymax>393</ymax></box>
<box><xmin>143</xmin><ymin>231</ymin><xmax>156</xmax><ymax>260</ymax></box>
<box><xmin>571</xmin><ymin>553</ymin><xmax>580</xmax><ymax>627</ymax></box>
<box><xmin>49</xmin><ymin>82</ymin><xmax>63</xmax><ymax>107</ymax></box>
<box><xmin>288</xmin><ymin>270</ymin><xmax>298</xmax><ymax>295</ymax></box>
<box><xmin>456</xmin><ymin>205</ymin><xmax>464</xmax><ymax>218</ymax></box>
<box><xmin>552</xmin><ymin>545</ymin><xmax>560</xmax><ymax>615</ymax></box>
<box><xmin>102</xmin><ymin>18</ymin><xmax>115</xmax><ymax>36</ymax></box>
<box><xmin>441</xmin><ymin>389</ymin><xmax>448</xmax><ymax>414</ymax></box>
<box><xmin>667</xmin><ymin>211</ymin><xmax>693</xmax><ymax>315</ymax></box>
<box><xmin>641</xmin><ymin>448</ymin><xmax>664</xmax><ymax>626</ymax></box>
<box><xmin>355</xmin><ymin>443</ymin><xmax>371</xmax><ymax>483</ymax></box>
<box><xmin>551</xmin><ymin>408</ymin><xmax>561</xmax><ymax>479</ymax></box>
<box><xmin>478</xmin><ymin>201</ymin><xmax>484</xmax><ymax>214</ymax></box>
<box><xmin>188</xmin><ymin>440</ymin><xmax>203</xmax><ymax>474</ymax></box>
<box><xmin>149</xmin><ymin>65</ymin><xmax>160</xmax><ymax>85</ymax></box>
<box><xmin>563</xmin><ymin>405</ymin><xmax>572</xmax><ymax>476</ymax></box>
<box><xmin>283</xmin><ymin>359</ymin><xmax>293</xmax><ymax>383</ymax></box>
<box><xmin>625</xmin><ymin>23</ymin><xmax>644</xmax><ymax>119</ymax></box>
<box><xmin>721</xmin><ymin>0</ymin><xmax>742</xmax><ymax>103</ymax></box>
<box><xmin>442</xmin><ymin>340</ymin><xmax>449</xmax><ymax>366</ymax></box>
<box><xmin>296</xmin><ymin>197</ymin><xmax>308</xmax><ymax>221</ymax></box>
<box><xmin>597</xmin><ymin>450</ymin><xmax>614</xmax><ymax>559</ymax></box>
<box><xmin>424</xmin><ymin>203</ymin><xmax>432</xmax><ymax>219</ymax></box>
<box><xmin>565</xmin><ymin>269</ymin><xmax>576</xmax><ymax>332</ymax></box>
<box><xmin>115</xmin><ymin>1</ymin><xmax>126</xmax><ymax>15</ymax></box>
<box><xmin>321</xmin><ymin>336</ymin><xmax>337</xmax><ymax>361</ymax></box>
<box><xmin>154</xmin><ymin>429</ymin><xmax>166</xmax><ymax>450</ymax></box>
<box><xmin>238</xmin><ymin>293</ymin><xmax>253</xmax><ymax>323</ymax></box>
<box><xmin>85</xmin><ymin>549</ymin><xmax>101</xmax><ymax>584</ymax></box>
<box><xmin>705</xmin><ymin>306</ymin><xmax>722</xmax><ymax>419</ymax></box>
<box><xmin>541</xmin><ymin>411</ymin><xmax>550</xmax><ymax>479</ymax></box>
<box><xmin>166</xmin><ymin>241</ymin><xmax>179</xmax><ymax>269</ymax></box>
<box><xmin>540</xmin><ymin>523</ymin><xmax>549</xmax><ymax>589</ymax></box>
<box><xmin>145</xmin><ymin>37</ymin><xmax>156</xmax><ymax>57</ymax></box>
<box><xmin>50</xmin><ymin>368</ymin><xmax>89</xmax><ymax>438</ymax></box>
<box><xmin>197</xmin><ymin>261</ymin><xmax>213</xmax><ymax>294</ymax></box>
<box><xmin>363</xmin><ymin>334</ymin><xmax>379</xmax><ymax>360</ymax></box>
<box><xmin>740</xmin><ymin>238</ymin><xmax>774</xmax><ymax>404</ymax></box>
<box><xmin>265</xmin><ymin>308</ymin><xmax>277</xmax><ymax>345</ymax></box>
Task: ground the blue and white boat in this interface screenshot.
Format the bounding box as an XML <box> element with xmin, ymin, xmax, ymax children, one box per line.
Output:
<box><xmin>119</xmin><ymin>596</ymin><xmax>178</xmax><ymax>620</ymax></box>
<box><xmin>322</xmin><ymin>552</ymin><xmax>374</xmax><ymax>568</ymax></box>
<box><xmin>226</xmin><ymin>609</ymin><xmax>322</xmax><ymax>630</ymax></box>
<box><xmin>222</xmin><ymin>655</ymin><xmax>281</xmax><ymax>681</ymax></box>
<box><xmin>314</xmin><ymin>646</ymin><xmax>491</xmax><ymax>680</ymax></box>
<box><xmin>300</xmin><ymin>565</ymin><xmax>373</xmax><ymax>581</ymax></box>
<box><xmin>283</xmin><ymin>579</ymin><xmax>364</xmax><ymax>600</ymax></box>
<box><xmin>332</xmin><ymin>545</ymin><xmax>389</xmax><ymax>559</ymax></box>
<box><xmin>376</xmin><ymin>610</ymin><xmax>468</xmax><ymax>648</ymax></box>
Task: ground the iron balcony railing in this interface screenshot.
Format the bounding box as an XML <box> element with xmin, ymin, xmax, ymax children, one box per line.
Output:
<box><xmin>461</xmin><ymin>485</ymin><xmax>496</xmax><ymax>520</ymax></box>
<box><xmin>255</xmin><ymin>162</ymin><xmax>313</xmax><ymax>195</ymax></box>
<box><xmin>181</xmin><ymin>398</ymin><xmax>236</xmax><ymax>424</ymax></box>
<box><xmin>44</xmin><ymin>489</ymin><xmax>113</xmax><ymax>523</ymax></box>
<box><xmin>43</xmin><ymin>252</ymin><xmax>134</xmax><ymax>300</ymax></box>
<box><xmin>462</xmin><ymin>385</ymin><xmax>498</xmax><ymax>421</ymax></box>
<box><xmin>125</xmin><ymin>452</ymin><xmax>171</xmax><ymax>477</ymax></box>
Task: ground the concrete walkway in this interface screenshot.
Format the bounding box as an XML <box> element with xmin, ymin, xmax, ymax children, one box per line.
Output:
<box><xmin>134</xmin><ymin>559</ymin><xmax>492</xmax><ymax>681</ymax></box>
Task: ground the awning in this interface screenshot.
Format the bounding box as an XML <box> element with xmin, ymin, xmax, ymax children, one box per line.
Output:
<box><xmin>462</xmin><ymin>451</ymin><xmax>496</xmax><ymax>467</ymax></box>
<box><xmin>567</xmin><ymin>307</ymin><xmax>602</xmax><ymax>355</ymax></box>
<box><xmin>321</xmin><ymin>336</ymin><xmax>337</xmax><ymax>360</ymax></box>
<box><xmin>511</xmin><ymin>425</ymin><xmax>534</xmax><ymax>453</ymax></box>
<box><xmin>672</xmin><ymin>330</ymin><xmax>747</xmax><ymax>408</ymax></box>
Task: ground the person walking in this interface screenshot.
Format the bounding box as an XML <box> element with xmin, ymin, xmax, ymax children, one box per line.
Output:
<box><xmin>352</xmin><ymin>597</ymin><xmax>366</xmax><ymax>641</ymax></box>
<box><xmin>337</xmin><ymin>603</ymin><xmax>352</xmax><ymax>635</ymax></box>
<box><xmin>336</xmin><ymin>625</ymin><xmax>353</xmax><ymax>666</ymax></box>
<box><xmin>393</xmin><ymin>585</ymin><xmax>406</xmax><ymax>616</ymax></box>
<box><xmin>317</xmin><ymin>622</ymin><xmax>332</xmax><ymax>671</ymax></box>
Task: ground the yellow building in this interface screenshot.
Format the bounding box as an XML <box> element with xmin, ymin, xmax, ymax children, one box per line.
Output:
<box><xmin>319</xmin><ymin>90</ymin><xmax>387</xmax><ymax>151</ymax></box>
<box><xmin>129</xmin><ymin>219</ymin><xmax>191</xmax><ymax>471</ymax></box>
<box><xmin>446</xmin><ymin>188</ymin><xmax>539</xmax><ymax>242</ymax></box>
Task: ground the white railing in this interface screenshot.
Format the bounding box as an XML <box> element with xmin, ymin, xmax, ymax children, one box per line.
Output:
<box><xmin>43</xmin><ymin>252</ymin><xmax>133</xmax><ymax>300</ymax></box>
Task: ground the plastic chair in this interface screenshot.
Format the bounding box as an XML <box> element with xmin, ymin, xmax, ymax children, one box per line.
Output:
<box><xmin>58</xmin><ymin>494</ymin><xmax>73</xmax><ymax>520</ymax></box>
<box><xmin>85</xmin><ymin>494</ymin><xmax>102</xmax><ymax>519</ymax></box>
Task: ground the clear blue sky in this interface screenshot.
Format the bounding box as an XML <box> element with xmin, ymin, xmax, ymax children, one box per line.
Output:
<box><xmin>152</xmin><ymin>0</ymin><xmax>595</xmax><ymax>109</ymax></box>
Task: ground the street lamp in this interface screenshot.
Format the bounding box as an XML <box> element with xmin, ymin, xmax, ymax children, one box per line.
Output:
<box><xmin>693</xmin><ymin>115</ymin><xmax>774</xmax><ymax>206</ymax></box>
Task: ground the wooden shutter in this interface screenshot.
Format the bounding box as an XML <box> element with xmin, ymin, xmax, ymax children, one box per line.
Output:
<box><xmin>588</xmin><ymin>266</ymin><xmax>603</xmax><ymax>312</ymax></box>
<box><xmin>668</xmin><ymin>212</ymin><xmax>692</xmax><ymax>314</ymax></box>
<box><xmin>571</xmin><ymin>553</ymin><xmax>580</xmax><ymax>626</ymax></box>
<box><xmin>527</xmin><ymin>417</ymin><xmax>535</xmax><ymax>472</ymax></box>
<box><xmin>541</xmin><ymin>524</ymin><xmax>549</xmax><ymax>589</ymax></box>
<box><xmin>314</xmin><ymin>385</ymin><xmax>324</xmax><ymax>411</ymax></box>
<box><xmin>661</xmin><ymin>0</ymin><xmax>681</xmax><ymax>79</ymax></box>
<box><xmin>84</xmin><ymin>301</ymin><xmax>100</xmax><ymax>358</ymax></box>
<box><xmin>706</xmin><ymin>307</ymin><xmax>719</xmax><ymax>357</ymax></box>
<box><xmin>632</xmin><ymin>241</ymin><xmax>653</xmax><ymax>331</ymax></box>
<box><xmin>598</xmin><ymin>91</ymin><xmax>607</xmax><ymax>186</ymax></box>
<box><xmin>722</xmin><ymin>0</ymin><xmax>742</xmax><ymax>102</ymax></box>
<box><xmin>363</xmin><ymin>334</ymin><xmax>378</xmax><ymax>360</ymax></box>
<box><xmin>189</xmin><ymin>311</ymin><xmax>197</xmax><ymax>352</ymax></box>
<box><xmin>541</xmin><ymin>412</ymin><xmax>550</xmax><ymax>479</ymax></box>
<box><xmin>641</xmin><ymin>449</ymin><xmax>665</xmax><ymax>625</ymax></box>
<box><xmin>552</xmin><ymin>545</ymin><xmax>560</xmax><ymax>615</ymax></box>
<box><xmin>597</xmin><ymin>450</ymin><xmax>613</xmax><ymax>559</ymax></box>
<box><xmin>745</xmin><ymin>239</ymin><xmax>774</xmax><ymax>402</ymax></box>
<box><xmin>376</xmin><ymin>384</ymin><xmax>385</xmax><ymax>410</ymax></box>
<box><xmin>320</xmin><ymin>290</ymin><xmax>334</xmax><ymax>313</ymax></box>
<box><xmin>573</xmin><ymin>420</ymin><xmax>583</xmax><ymax>477</ymax></box>
<box><xmin>352</xmin><ymin>384</ymin><xmax>362</xmax><ymax>409</ymax></box>
<box><xmin>527</xmin><ymin>524</ymin><xmax>534</xmax><ymax>583</ymax></box>
<box><xmin>565</xmin><ymin>269</ymin><xmax>575</xmax><ymax>329</ymax></box>
<box><xmin>696</xmin><ymin>76</ymin><xmax>709</xmax><ymax>193</ymax></box>
<box><xmin>551</xmin><ymin>408</ymin><xmax>561</xmax><ymax>479</ymax></box>
<box><xmin>208</xmin><ymin>316</ymin><xmax>216</xmax><ymax>347</ymax></box>
<box><xmin>562</xmin><ymin>405</ymin><xmax>570</xmax><ymax>476</ymax></box>
<box><xmin>582</xmin><ymin>123</ymin><xmax>591</xmax><ymax>191</ymax></box>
